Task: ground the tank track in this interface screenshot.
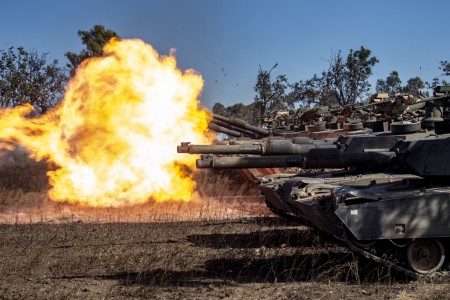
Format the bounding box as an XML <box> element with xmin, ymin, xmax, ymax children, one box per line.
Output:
<box><xmin>267</xmin><ymin>205</ymin><xmax>450</xmax><ymax>279</ymax></box>
<box><xmin>336</xmin><ymin>222</ymin><xmax>450</xmax><ymax>280</ymax></box>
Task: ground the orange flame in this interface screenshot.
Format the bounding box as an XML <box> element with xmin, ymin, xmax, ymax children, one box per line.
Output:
<box><xmin>0</xmin><ymin>38</ymin><xmax>211</xmax><ymax>207</ymax></box>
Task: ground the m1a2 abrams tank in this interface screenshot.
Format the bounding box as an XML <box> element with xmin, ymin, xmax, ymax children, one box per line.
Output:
<box><xmin>179</xmin><ymin>92</ymin><xmax>450</xmax><ymax>277</ymax></box>
<box><xmin>260</xmin><ymin>135</ymin><xmax>450</xmax><ymax>277</ymax></box>
<box><xmin>179</xmin><ymin>87</ymin><xmax>450</xmax><ymax>276</ymax></box>
<box><xmin>180</xmin><ymin>134</ymin><xmax>450</xmax><ymax>276</ymax></box>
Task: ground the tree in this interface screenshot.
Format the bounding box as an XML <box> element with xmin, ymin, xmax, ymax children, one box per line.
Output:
<box><xmin>211</xmin><ymin>102</ymin><xmax>227</xmax><ymax>116</ymax></box>
<box><xmin>65</xmin><ymin>25</ymin><xmax>120</xmax><ymax>76</ymax></box>
<box><xmin>211</xmin><ymin>102</ymin><xmax>256</xmax><ymax>124</ymax></box>
<box><xmin>323</xmin><ymin>46</ymin><xmax>379</xmax><ymax>106</ymax></box>
<box><xmin>376</xmin><ymin>71</ymin><xmax>402</xmax><ymax>94</ymax></box>
<box><xmin>253</xmin><ymin>63</ymin><xmax>276</xmax><ymax>118</ymax></box>
<box><xmin>253</xmin><ymin>63</ymin><xmax>298</xmax><ymax>121</ymax></box>
<box><xmin>427</xmin><ymin>61</ymin><xmax>450</xmax><ymax>89</ymax></box>
<box><xmin>0</xmin><ymin>47</ymin><xmax>67</xmax><ymax>113</ymax></box>
<box><xmin>376</xmin><ymin>71</ymin><xmax>425</xmax><ymax>96</ymax></box>
<box><xmin>290</xmin><ymin>74</ymin><xmax>338</xmax><ymax>108</ymax></box>
<box><xmin>403</xmin><ymin>77</ymin><xmax>425</xmax><ymax>96</ymax></box>
<box><xmin>440</xmin><ymin>60</ymin><xmax>450</xmax><ymax>76</ymax></box>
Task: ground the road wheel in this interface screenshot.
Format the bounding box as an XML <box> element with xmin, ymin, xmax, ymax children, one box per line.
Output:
<box><xmin>407</xmin><ymin>239</ymin><xmax>445</xmax><ymax>274</ymax></box>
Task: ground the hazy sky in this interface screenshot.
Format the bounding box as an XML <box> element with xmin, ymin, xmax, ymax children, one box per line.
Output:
<box><xmin>1</xmin><ymin>0</ymin><xmax>449</xmax><ymax>109</ymax></box>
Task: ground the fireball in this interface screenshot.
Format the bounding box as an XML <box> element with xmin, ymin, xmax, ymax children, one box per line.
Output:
<box><xmin>0</xmin><ymin>38</ymin><xmax>211</xmax><ymax>207</ymax></box>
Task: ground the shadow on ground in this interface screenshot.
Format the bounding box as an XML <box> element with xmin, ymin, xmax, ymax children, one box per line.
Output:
<box><xmin>93</xmin><ymin>227</ymin><xmax>410</xmax><ymax>286</ymax></box>
<box><xmin>186</xmin><ymin>229</ymin><xmax>318</xmax><ymax>248</ymax></box>
<box><xmin>96</xmin><ymin>253</ymin><xmax>407</xmax><ymax>286</ymax></box>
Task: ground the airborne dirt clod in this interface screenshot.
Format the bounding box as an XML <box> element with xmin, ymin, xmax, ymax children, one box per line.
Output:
<box><xmin>0</xmin><ymin>166</ymin><xmax>449</xmax><ymax>299</ymax></box>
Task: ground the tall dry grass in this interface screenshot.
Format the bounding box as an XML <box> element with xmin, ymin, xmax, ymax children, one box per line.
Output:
<box><xmin>0</xmin><ymin>160</ymin><xmax>271</xmax><ymax>224</ymax></box>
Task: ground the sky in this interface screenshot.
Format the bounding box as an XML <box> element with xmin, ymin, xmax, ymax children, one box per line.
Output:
<box><xmin>1</xmin><ymin>0</ymin><xmax>449</xmax><ymax>109</ymax></box>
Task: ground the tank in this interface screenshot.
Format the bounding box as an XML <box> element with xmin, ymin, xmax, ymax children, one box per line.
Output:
<box><xmin>209</xmin><ymin>87</ymin><xmax>450</xmax><ymax>142</ymax></box>
<box><xmin>178</xmin><ymin>87</ymin><xmax>450</xmax><ymax>276</ymax></box>
<box><xmin>257</xmin><ymin>135</ymin><xmax>450</xmax><ymax>276</ymax></box>
<box><xmin>181</xmin><ymin>134</ymin><xmax>450</xmax><ymax>276</ymax></box>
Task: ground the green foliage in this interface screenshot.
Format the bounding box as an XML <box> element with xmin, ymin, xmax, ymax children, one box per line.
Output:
<box><xmin>428</xmin><ymin>77</ymin><xmax>450</xmax><ymax>90</ymax></box>
<box><xmin>0</xmin><ymin>47</ymin><xmax>67</xmax><ymax>113</ymax></box>
<box><xmin>211</xmin><ymin>102</ymin><xmax>257</xmax><ymax>124</ymax></box>
<box><xmin>425</xmin><ymin>61</ymin><xmax>450</xmax><ymax>89</ymax></box>
<box><xmin>440</xmin><ymin>60</ymin><xmax>450</xmax><ymax>76</ymax></box>
<box><xmin>216</xmin><ymin>48</ymin><xmax>450</xmax><ymax>123</ymax></box>
<box><xmin>211</xmin><ymin>102</ymin><xmax>227</xmax><ymax>116</ymax></box>
<box><xmin>427</xmin><ymin>61</ymin><xmax>450</xmax><ymax>89</ymax></box>
<box><xmin>253</xmin><ymin>64</ymin><xmax>289</xmax><ymax>118</ymax></box>
<box><xmin>323</xmin><ymin>46</ymin><xmax>379</xmax><ymax>106</ymax></box>
<box><xmin>252</xmin><ymin>47</ymin><xmax>377</xmax><ymax>119</ymax></box>
<box><xmin>65</xmin><ymin>25</ymin><xmax>120</xmax><ymax>76</ymax></box>
<box><xmin>376</xmin><ymin>71</ymin><xmax>402</xmax><ymax>94</ymax></box>
<box><xmin>289</xmin><ymin>76</ymin><xmax>321</xmax><ymax>108</ymax></box>
<box><xmin>376</xmin><ymin>71</ymin><xmax>424</xmax><ymax>96</ymax></box>
<box><xmin>291</xmin><ymin>74</ymin><xmax>338</xmax><ymax>108</ymax></box>
<box><xmin>404</xmin><ymin>77</ymin><xmax>425</xmax><ymax>95</ymax></box>
<box><xmin>253</xmin><ymin>64</ymin><xmax>310</xmax><ymax>121</ymax></box>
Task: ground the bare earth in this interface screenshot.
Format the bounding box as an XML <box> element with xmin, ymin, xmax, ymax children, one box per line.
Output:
<box><xmin>1</xmin><ymin>206</ymin><xmax>450</xmax><ymax>300</ymax></box>
<box><xmin>0</xmin><ymin>167</ymin><xmax>449</xmax><ymax>299</ymax></box>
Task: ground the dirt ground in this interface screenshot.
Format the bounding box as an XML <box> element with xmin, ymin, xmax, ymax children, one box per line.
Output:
<box><xmin>1</xmin><ymin>206</ymin><xmax>450</xmax><ymax>300</ymax></box>
<box><xmin>0</xmin><ymin>167</ymin><xmax>450</xmax><ymax>299</ymax></box>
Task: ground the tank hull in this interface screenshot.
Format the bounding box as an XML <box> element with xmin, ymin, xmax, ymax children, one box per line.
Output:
<box><xmin>260</xmin><ymin>172</ymin><xmax>450</xmax><ymax>275</ymax></box>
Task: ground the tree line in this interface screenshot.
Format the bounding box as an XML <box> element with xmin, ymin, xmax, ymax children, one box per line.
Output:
<box><xmin>1</xmin><ymin>25</ymin><xmax>449</xmax><ymax>123</ymax></box>
<box><xmin>214</xmin><ymin>48</ymin><xmax>450</xmax><ymax>125</ymax></box>
<box><xmin>0</xmin><ymin>25</ymin><xmax>118</xmax><ymax>114</ymax></box>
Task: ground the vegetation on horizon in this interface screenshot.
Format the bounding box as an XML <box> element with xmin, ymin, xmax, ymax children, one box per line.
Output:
<box><xmin>0</xmin><ymin>24</ymin><xmax>449</xmax><ymax>123</ymax></box>
<box><xmin>214</xmin><ymin>53</ymin><xmax>450</xmax><ymax>125</ymax></box>
<box><xmin>0</xmin><ymin>25</ymin><xmax>119</xmax><ymax>114</ymax></box>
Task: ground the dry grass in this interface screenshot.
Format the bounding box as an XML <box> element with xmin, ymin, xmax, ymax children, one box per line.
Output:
<box><xmin>0</xmin><ymin>160</ymin><xmax>447</xmax><ymax>300</ymax></box>
<box><xmin>0</xmin><ymin>163</ymin><xmax>270</xmax><ymax>224</ymax></box>
<box><xmin>193</xmin><ymin>169</ymin><xmax>261</xmax><ymax>198</ymax></box>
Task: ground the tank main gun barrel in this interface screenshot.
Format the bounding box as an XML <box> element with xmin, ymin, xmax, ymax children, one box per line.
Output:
<box><xmin>177</xmin><ymin>139</ymin><xmax>336</xmax><ymax>155</ymax></box>
<box><xmin>178</xmin><ymin>143</ymin><xmax>262</xmax><ymax>155</ymax></box>
<box><xmin>208</xmin><ymin>123</ymin><xmax>242</xmax><ymax>137</ymax></box>
<box><xmin>196</xmin><ymin>155</ymin><xmax>304</xmax><ymax>169</ymax></box>
<box><xmin>213</xmin><ymin>114</ymin><xmax>270</xmax><ymax>137</ymax></box>
<box><xmin>193</xmin><ymin>135</ymin><xmax>450</xmax><ymax>177</ymax></box>
<box><xmin>196</xmin><ymin>150</ymin><xmax>396</xmax><ymax>169</ymax></box>
<box><xmin>209</xmin><ymin>118</ymin><xmax>258</xmax><ymax>137</ymax></box>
